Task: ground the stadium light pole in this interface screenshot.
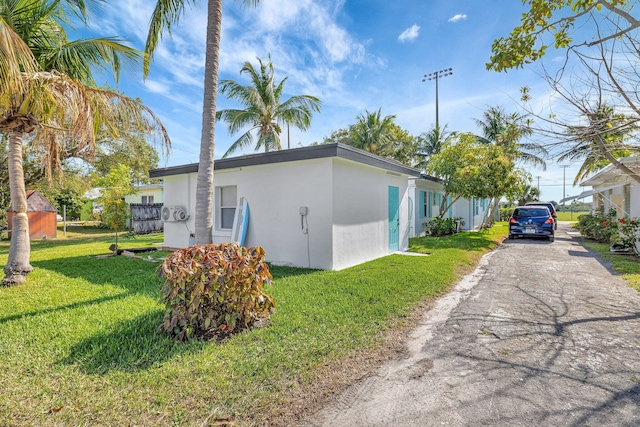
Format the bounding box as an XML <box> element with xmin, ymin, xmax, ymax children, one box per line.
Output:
<box><xmin>422</xmin><ymin>68</ymin><xmax>453</xmax><ymax>129</ymax></box>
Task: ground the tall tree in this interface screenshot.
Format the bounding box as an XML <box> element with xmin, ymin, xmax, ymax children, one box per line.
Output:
<box><xmin>1</xmin><ymin>0</ymin><xmax>169</xmax><ymax>285</ymax></box>
<box><xmin>488</xmin><ymin>0</ymin><xmax>640</xmax><ymax>185</ymax></box>
<box><xmin>145</xmin><ymin>0</ymin><xmax>261</xmax><ymax>245</ymax></box>
<box><xmin>94</xmin><ymin>134</ymin><xmax>161</xmax><ymax>183</ymax></box>
<box><xmin>216</xmin><ymin>57</ymin><xmax>321</xmax><ymax>158</ymax></box>
<box><xmin>487</xmin><ymin>0</ymin><xmax>638</xmax><ymax>72</ymax></box>
<box><xmin>349</xmin><ymin>109</ymin><xmax>397</xmax><ymax>154</ymax></box>
<box><xmin>414</xmin><ymin>124</ymin><xmax>454</xmax><ymax>170</ymax></box>
<box><xmin>427</xmin><ymin>133</ymin><xmax>521</xmax><ymax>220</ymax></box>
<box><xmin>320</xmin><ymin>113</ymin><xmax>419</xmax><ymax>166</ymax></box>
<box><xmin>95</xmin><ymin>164</ymin><xmax>137</xmax><ymax>252</ymax></box>
<box><xmin>558</xmin><ymin>105</ymin><xmax>636</xmax><ymax>184</ymax></box>
<box><xmin>474</xmin><ymin>105</ymin><xmax>547</xmax><ymax>169</ymax></box>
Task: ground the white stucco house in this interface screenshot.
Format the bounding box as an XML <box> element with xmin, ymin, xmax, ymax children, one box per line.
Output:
<box><xmin>563</xmin><ymin>157</ymin><xmax>640</xmax><ymax>217</ymax></box>
<box><xmin>408</xmin><ymin>175</ymin><xmax>491</xmax><ymax>237</ymax></box>
<box><xmin>124</xmin><ymin>183</ymin><xmax>164</xmax><ymax>206</ymax></box>
<box><xmin>149</xmin><ymin>143</ymin><xmax>422</xmax><ymax>270</ymax></box>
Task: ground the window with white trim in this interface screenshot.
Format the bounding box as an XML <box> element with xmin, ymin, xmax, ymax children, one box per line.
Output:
<box><xmin>216</xmin><ymin>186</ymin><xmax>237</xmax><ymax>230</ymax></box>
<box><xmin>141</xmin><ymin>195</ymin><xmax>154</xmax><ymax>204</ymax></box>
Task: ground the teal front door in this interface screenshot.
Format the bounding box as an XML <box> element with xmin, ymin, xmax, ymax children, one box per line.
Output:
<box><xmin>388</xmin><ymin>186</ymin><xmax>399</xmax><ymax>252</ymax></box>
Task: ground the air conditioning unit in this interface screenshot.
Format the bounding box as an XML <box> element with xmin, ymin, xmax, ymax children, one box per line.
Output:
<box><xmin>161</xmin><ymin>206</ymin><xmax>189</xmax><ymax>222</ymax></box>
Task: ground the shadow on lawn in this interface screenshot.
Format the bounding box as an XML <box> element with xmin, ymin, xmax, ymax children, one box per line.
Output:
<box><xmin>61</xmin><ymin>309</ymin><xmax>207</xmax><ymax>374</ymax></box>
<box><xmin>0</xmin><ymin>292</ymin><xmax>132</xmax><ymax>324</ymax></box>
<box><xmin>32</xmin><ymin>255</ymin><xmax>163</xmax><ymax>296</ymax></box>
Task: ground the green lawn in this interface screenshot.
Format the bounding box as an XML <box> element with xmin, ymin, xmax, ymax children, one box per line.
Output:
<box><xmin>580</xmin><ymin>239</ymin><xmax>640</xmax><ymax>292</ymax></box>
<box><xmin>0</xmin><ymin>224</ymin><xmax>507</xmax><ymax>426</ymax></box>
<box><xmin>556</xmin><ymin>210</ymin><xmax>590</xmax><ymax>221</ymax></box>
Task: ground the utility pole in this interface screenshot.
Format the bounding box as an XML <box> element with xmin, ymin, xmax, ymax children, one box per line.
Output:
<box><xmin>560</xmin><ymin>165</ymin><xmax>569</xmax><ymax>205</ymax></box>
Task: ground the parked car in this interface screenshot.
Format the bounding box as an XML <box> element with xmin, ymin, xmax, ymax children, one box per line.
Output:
<box><xmin>508</xmin><ymin>206</ymin><xmax>555</xmax><ymax>242</ymax></box>
<box><xmin>525</xmin><ymin>201</ymin><xmax>558</xmax><ymax>229</ymax></box>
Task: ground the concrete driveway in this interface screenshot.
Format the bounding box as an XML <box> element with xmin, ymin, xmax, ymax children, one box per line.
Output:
<box><xmin>305</xmin><ymin>222</ymin><xmax>640</xmax><ymax>426</ymax></box>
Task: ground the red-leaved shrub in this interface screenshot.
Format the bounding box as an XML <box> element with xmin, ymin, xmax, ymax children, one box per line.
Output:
<box><xmin>158</xmin><ymin>243</ymin><xmax>275</xmax><ymax>341</ymax></box>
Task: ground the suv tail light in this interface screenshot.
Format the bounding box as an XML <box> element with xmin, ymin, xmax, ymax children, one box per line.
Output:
<box><xmin>509</xmin><ymin>217</ymin><xmax>518</xmax><ymax>224</ymax></box>
<box><xmin>544</xmin><ymin>217</ymin><xmax>554</xmax><ymax>224</ymax></box>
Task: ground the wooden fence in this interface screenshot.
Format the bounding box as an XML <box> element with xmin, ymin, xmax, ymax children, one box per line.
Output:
<box><xmin>130</xmin><ymin>203</ymin><xmax>164</xmax><ymax>234</ymax></box>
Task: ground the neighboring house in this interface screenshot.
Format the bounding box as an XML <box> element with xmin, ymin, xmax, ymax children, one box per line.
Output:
<box><xmin>127</xmin><ymin>184</ymin><xmax>165</xmax><ymax>235</ymax></box>
<box><xmin>149</xmin><ymin>143</ymin><xmax>420</xmax><ymax>270</ymax></box>
<box><xmin>7</xmin><ymin>190</ymin><xmax>57</xmax><ymax>240</ymax></box>
<box><xmin>564</xmin><ymin>157</ymin><xmax>640</xmax><ymax>217</ymax></box>
<box><xmin>83</xmin><ymin>187</ymin><xmax>103</xmax><ymax>216</ymax></box>
<box><xmin>124</xmin><ymin>183</ymin><xmax>164</xmax><ymax>206</ymax></box>
<box><xmin>408</xmin><ymin>175</ymin><xmax>491</xmax><ymax>237</ymax></box>
<box><xmin>84</xmin><ymin>184</ymin><xmax>164</xmax><ymax>216</ymax></box>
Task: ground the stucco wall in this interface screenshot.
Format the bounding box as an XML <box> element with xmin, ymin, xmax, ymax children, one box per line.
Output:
<box><xmin>631</xmin><ymin>185</ymin><xmax>640</xmax><ymax>217</ymax></box>
<box><xmin>331</xmin><ymin>158</ymin><xmax>410</xmax><ymax>270</ymax></box>
<box><xmin>160</xmin><ymin>156</ymin><xmax>414</xmax><ymax>270</ymax></box>
<box><xmin>210</xmin><ymin>158</ymin><xmax>334</xmax><ymax>269</ymax></box>
<box><xmin>409</xmin><ymin>179</ymin><xmax>445</xmax><ymax>237</ymax></box>
<box><xmin>161</xmin><ymin>173</ymin><xmax>198</xmax><ymax>248</ymax></box>
<box><xmin>409</xmin><ymin>179</ymin><xmax>490</xmax><ymax>235</ymax></box>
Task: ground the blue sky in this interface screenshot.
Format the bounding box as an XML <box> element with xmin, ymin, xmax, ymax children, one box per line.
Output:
<box><xmin>83</xmin><ymin>0</ymin><xmax>589</xmax><ymax>204</ymax></box>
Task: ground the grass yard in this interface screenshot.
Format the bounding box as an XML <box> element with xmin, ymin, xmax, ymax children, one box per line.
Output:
<box><xmin>580</xmin><ymin>239</ymin><xmax>640</xmax><ymax>292</ymax></box>
<box><xmin>0</xmin><ymin>224</ymin><xmax>508</xmax><ymax>426</ymax></box>
<box><xmin>556</xmin><ymin>210</ymin><xmax>590</xmax><ymax>221</ymax></box>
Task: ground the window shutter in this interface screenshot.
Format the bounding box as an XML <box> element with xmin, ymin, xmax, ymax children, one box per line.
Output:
<box><xmin>419</xmin><ymin>191</ymin><xmax>425</xmax><ymax>218</ymax></box>
<box><xmin>428</xmin><ymin>192</ymin><xmax>433</xmax><ymax>217</ymax></box>
<box><xmin>447</xmin><ymin>195</ymin><xmax>453</xmax><ymax>217</ymax></box>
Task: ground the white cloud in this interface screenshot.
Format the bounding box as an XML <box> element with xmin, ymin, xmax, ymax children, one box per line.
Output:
<box><xmin>448</xmin><ymin>14</ymin><xmax>467</xmax><ymax>23</ymax></box>
<box><xmin>398</xmin><ymin>24</ymin><xmax>420</xmax><ymax>43</ymax></box>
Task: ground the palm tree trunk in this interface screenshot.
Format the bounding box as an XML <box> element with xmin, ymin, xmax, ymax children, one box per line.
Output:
<box><xmin>194</xmin><ymin>0</ymin><xmax>223</xmax><ymax>245</ymax></box>
<box><xmin>3</xmin><ymin>131</ymin><xmax>33</xmax><ymax>285</ymax></box>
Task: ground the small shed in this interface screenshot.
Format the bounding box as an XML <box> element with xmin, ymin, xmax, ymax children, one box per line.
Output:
<box><xmin>7</xmin><ymin>190</ymin><xmax>58</xmax><ymax>240</ymax></box>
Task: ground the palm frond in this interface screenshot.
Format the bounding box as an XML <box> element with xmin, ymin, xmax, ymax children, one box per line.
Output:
<box><xmin>43</xmin><ymin>37</ymin><xmax>142</xmax><ymax>85</ymax></box>
<box><xmin>145</xmin><ymin>0</ymin><xmax>195</xmax><ymax>76</ymax></box>
<box><xmin>222</xmin><ymin>128</ymin><xmax>255</xmax><ymax>158</ymax></box>
<box><xmin>217</xmin><ymin>56</ymin><xmax>320</xmax><ymax>155</ymax></box>
<box><xmin>216</xmin><ymin>108</ymin><xmax>258</xmax><ymax>135</ymax></box>
<box><xmin>0</xmin><ymin>15</ymin><xmax>39</xmax><ymax>104</ymax></box>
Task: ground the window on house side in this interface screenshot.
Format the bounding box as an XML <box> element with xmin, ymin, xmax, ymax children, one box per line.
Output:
<box><xmin>217</xmin><ymin>186</ymin><xmax>237</xmax><ymax>230</ymax></box>
<box><xmin>422</xmin><ymin>191</ymin><xmax>428</xmax><ymax>218</ymax></box>
<box><xmin>141</xmin><ymin>195</ymin><xmax>154</xmax><ymax>204</ymax></box>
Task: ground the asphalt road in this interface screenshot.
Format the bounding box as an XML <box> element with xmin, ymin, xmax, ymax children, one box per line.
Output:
<box><xmin>305</xmin><ymin>222</ymin><xmax>640</xmax><ymax>426</ymax></box>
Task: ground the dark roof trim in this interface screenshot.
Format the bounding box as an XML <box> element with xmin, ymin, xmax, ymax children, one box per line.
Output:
<box><xmin>417</xmin><ymin>173</ymin><xmax>443</xmax><ymax>184</ymax></box>
<box><xmin>150</xmin><ymin>143</ymin><xmax>421</xmax><ymax>178</ymax></box>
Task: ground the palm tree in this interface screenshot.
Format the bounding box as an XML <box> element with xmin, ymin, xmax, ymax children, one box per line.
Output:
<box><xmin>145</xmin><ymin>0</ymin><xmax>261</xmax><ymax>245</ymax></box>
<box><xmin>415</xmin><ymin>124</ymin><xmax>454</xmax><ymax>170</ymax></box>
<box><xmin>216</xmin><ymin>57</ymin><xmax>321</xmax><ymax>158</ymax></box>
<box><xmin>515</xmin><ymin>184</ymin><xmax>541</xmax><ymax>206</ymax></box>
<box><xmin>474</xmin><ymin>105</ymin><xmax>547</xmax><ymax>169</ymax></box>
<box><xmin>349</xmin><ymin>109</ymin><xmax>397</xmax><ymax>154</ymax></box>
<box><xmin>1</xmin><ymin>0</ymin><xmax>169</xmax><ymax>285</ymax></box>
<box><xmin>560</xmin><ymin>105</ymin><xmax>639</xmax><ymax>184</ymax></box>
